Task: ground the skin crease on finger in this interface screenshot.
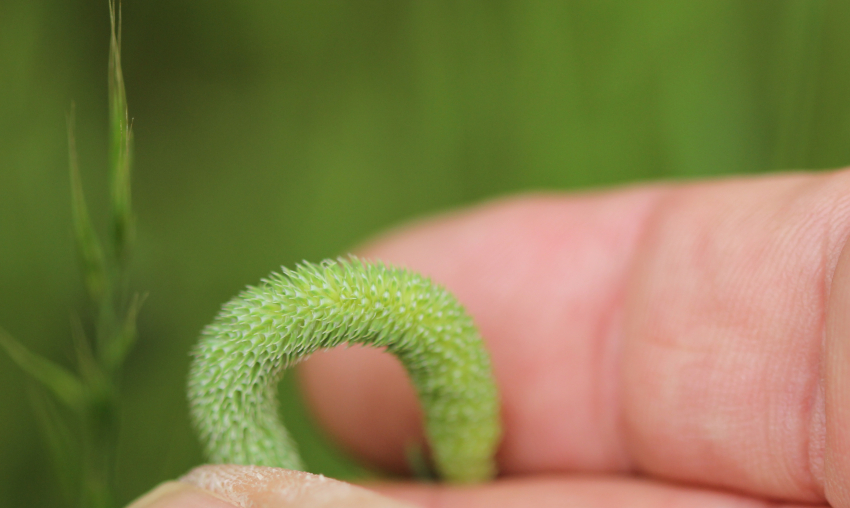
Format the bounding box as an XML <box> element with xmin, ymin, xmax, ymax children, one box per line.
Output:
<box><xmin>298</xmin><ymin>169</ymin><xmax>850</xmax><ymax>506</ymax></box>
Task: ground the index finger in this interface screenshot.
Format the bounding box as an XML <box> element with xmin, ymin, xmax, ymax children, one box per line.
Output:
<box><xmin>299</xmin><ymin>170</ymin><xmax>850</xmax><ymax>505</ymax></box>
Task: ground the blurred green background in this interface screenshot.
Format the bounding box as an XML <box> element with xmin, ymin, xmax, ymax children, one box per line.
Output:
<box><xmin>1</xmin><ymin>1</ymin><xmax>849</xmax><ymax>506</ymax></box>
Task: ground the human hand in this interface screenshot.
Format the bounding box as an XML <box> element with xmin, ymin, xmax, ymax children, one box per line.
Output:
<box><xmin>302</xmin><ymin>169</ymin><xmax>850</xmax><ymax>507</ymax></box>
<box><xmin>128</xmin><ymin>169</ymin><xmax>850</xmax><ymax>507</ymax></box>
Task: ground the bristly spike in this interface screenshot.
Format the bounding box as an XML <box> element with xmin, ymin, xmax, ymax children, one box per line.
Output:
<box><xmin>188</xmin><ymin>256</ymin><xmax>500</xmax><ymax>483</ymax></box>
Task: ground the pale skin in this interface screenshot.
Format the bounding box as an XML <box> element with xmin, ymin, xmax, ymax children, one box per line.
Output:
<box><xmin>131</xmin><ymin>169</ymin><xmax>850</xmax><ymax>508</ymax></box>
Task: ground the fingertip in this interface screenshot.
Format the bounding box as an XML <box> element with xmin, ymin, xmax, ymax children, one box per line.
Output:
<box><xmin>125</xmin><ymin>482</ymin><xmax>235</xmax><ymax>508</ymax></box>
<box><xmin>179</xmin><ymin>464</ymin><xmax>416</xmax><ymax>508</ymax></box>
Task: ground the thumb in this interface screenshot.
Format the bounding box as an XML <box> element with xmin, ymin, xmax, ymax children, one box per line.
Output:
<box><xmin>125</xmin><ymin>465</ymin><xmax>414</xmax><ymax>508</ymax></box>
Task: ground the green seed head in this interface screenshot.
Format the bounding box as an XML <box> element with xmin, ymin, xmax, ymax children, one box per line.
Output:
<box><xmin>188</xmin><ymin>256</ymin><xmax>501</xmax><ymax>482</ymax></box>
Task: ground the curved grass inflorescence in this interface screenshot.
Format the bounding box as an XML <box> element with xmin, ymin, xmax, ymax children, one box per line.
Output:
<box><xmin>187</xmin><ymin>256</ymin><xmax>501</xmax><ymax>483</ymax></box>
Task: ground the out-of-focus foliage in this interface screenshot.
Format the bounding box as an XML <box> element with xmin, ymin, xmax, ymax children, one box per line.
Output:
<box><xmin>0</xmin><ymin>1</ymin><xmax>847</xmax><ymax>506</ymax></box>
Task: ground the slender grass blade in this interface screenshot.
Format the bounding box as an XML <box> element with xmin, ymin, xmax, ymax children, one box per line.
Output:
<box><xmin>0</xmin><ymin>327</ymin><xmax>86</xmax><ymax>411</ymax></box>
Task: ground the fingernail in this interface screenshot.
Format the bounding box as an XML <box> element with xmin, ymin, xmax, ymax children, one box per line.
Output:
<box><xmin>180</xmin><ymin>464</ymin><xmax>416</xmax><ymax>508</ymax></box>
<box><xmin>126</xmin><ymin>481</ymin><xmax>236</xmax><ymax>508</ymax></box>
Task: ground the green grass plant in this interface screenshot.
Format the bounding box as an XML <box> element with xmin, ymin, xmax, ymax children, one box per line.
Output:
<box><xmin>0</xmin><ymin>3</ymin><xmax>140</xmax><ymax>507</ymax></box>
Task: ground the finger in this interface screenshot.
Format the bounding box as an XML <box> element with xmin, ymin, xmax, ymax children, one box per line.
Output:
<box><xmin>299</xmin><ymin>170</ymin><xmax>850</xmax><ymax>504</ymax></box>
<box><xmin>126</xmin><ymin>482</ymin><xmax>234</xmax><ymax>508</ymax></box>
<box><xmin>373</xmin><ymin>476</ymin><xmax>827</xmax><ymax>508</ymax></box>
<box><xmin>301</xmin><ymin>185</ymin><xmax>664</xmax><ymax>474</ymax></box>
<box><xmin>139</xmin><ymin>465</ymin><xmax>413</xmax><ymax>508</ymax></box>
<box><xmin>623</xmin><ymin>170</ymin><xmax>850</xmax><ymax>506</ymax></box>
